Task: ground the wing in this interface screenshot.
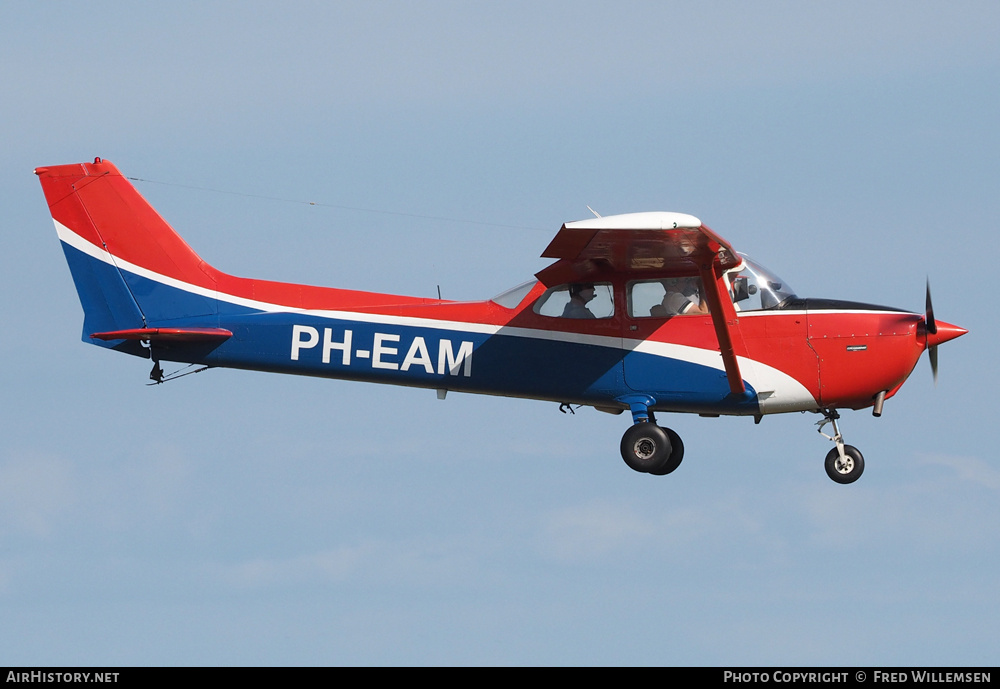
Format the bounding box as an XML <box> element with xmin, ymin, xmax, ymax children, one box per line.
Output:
<box><xmin>535</xmin><ymin>212</ymin><xmax>740</xmax><ymax>286</ymax></box>
<box><xmin>535</xmin><ymin>212</ymin><xmax>749</xmax><ymax>398</ymax></box>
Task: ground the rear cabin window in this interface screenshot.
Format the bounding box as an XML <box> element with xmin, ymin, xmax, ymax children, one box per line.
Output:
<box><xmin>490</xmin><ymin>280</ymin><xmax>536</xmax><ymax>309</ymax></box>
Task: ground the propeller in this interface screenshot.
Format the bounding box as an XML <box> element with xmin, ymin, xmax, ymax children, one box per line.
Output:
<box><xmin>923</xmin><ymin>280</ymin><xmax>968</xmax><ymax>384</ymax></box>
<box><xmin>926</xmin><ymin>279</ymin><xmax>938</xmax><ymax>383</ymax></box>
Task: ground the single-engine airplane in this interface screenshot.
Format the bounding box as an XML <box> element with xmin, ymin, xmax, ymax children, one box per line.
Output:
<box><xmin>36</xmin><ymin>158</ymin><xmax>967</xmax><ymax>483</ymax></box>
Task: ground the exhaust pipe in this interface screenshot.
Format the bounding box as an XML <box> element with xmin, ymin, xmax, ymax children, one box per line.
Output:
<box><xmin>872</xmin><ymin>390</ymin><xmax>886</xmax><ymax>417</ymax></box>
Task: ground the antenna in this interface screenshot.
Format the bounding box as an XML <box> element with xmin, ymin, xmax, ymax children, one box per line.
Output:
<box><xmin>586</xmin><ymin>206</ymin><xmax>602</xmax><ymax>218</ymax></box>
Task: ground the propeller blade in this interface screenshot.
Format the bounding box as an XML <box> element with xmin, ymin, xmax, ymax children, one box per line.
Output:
<box><xmin>925</xmin><ymin>279</ymin><xmax>937</xmax><ymax>335</ymax></box>
<box><xmin>921</xmin><ymin>281</ymin><xmax>965</xmax><ymax>385</ymax></box>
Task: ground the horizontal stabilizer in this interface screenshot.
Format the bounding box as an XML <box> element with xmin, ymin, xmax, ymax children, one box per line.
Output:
<box><xmin>90</xmin><ymin>327</ymin><xmax>233</xmax><ymax>343</ymax></box>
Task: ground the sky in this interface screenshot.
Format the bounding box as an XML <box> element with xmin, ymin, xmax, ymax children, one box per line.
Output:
<box><xmin>1</xmin><ymin>1</ymin><xmax>998</xmax><ymax>666</ymax></box>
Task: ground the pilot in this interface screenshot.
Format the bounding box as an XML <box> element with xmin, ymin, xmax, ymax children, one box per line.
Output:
<box><xmin>650</xmin><ymin>277</ymin><xmax>708</xmax><ymax>317</ymax></box>
<box><xmin>562</xmin><ymin>283</ymin><xmax>597</xmax><ymax>318</ymax></box>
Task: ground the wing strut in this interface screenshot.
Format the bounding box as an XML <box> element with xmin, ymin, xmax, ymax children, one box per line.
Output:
<box><xmin>698</xmin><ymin>259</ymin><xmax>748</xmax><ymax>397</ymax></box>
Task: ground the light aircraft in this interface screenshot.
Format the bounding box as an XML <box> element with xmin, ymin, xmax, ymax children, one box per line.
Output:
<box><xmin>36</xmin><ymin>158</ymin><xmax>967</xmax><ymax>483</ymax></box>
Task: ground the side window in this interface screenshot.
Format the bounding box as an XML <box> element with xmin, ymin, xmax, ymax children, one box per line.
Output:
<box><xmin>534</xmin><ymin>283</ymin><xmax>615</xmax><ymax>319</ymax></box>
<box><xmin>628</xmin><ymin>278</ymin><xmax>710</xmax><ymax>318</ymax></box>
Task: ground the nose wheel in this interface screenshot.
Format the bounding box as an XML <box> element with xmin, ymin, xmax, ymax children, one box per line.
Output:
<box><xmin>825</xmin><ymin>445</ymin><xmax>865</xmax><ymax>484</ymax></box>
<box><xmin>817</xmin><ymin>410</ymin><xmax>865</xmax><ymax>484</ymax></box>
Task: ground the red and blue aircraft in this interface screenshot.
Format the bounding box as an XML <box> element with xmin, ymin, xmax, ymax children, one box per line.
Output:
<box><xmin>36</xmin><ymin>158</ymin><xmax>967</xmax><ymax>483</ymax></box>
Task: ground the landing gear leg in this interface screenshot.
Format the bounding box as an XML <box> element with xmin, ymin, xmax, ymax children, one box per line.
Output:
<box><xmin>817</xmin><ymin>410</ymin><xmax>865</xmax><ymax>484</ymax></box>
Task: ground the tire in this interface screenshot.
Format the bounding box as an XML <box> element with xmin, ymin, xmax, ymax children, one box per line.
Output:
<box><xmin>620</xmin><ymin>423</ymin><xmax>672</xmax><ymax>473</ymax></box>
<box><xmin>824</xmin><ymin>445</ymin><xmax>865</xmax><ymax>484</ymax></box>
<box><xmin>649</xmin><ymin>427</ymin><xmax>684</xmax><ymax>475</ymax></box>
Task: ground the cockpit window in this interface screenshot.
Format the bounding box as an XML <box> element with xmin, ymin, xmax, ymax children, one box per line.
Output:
<box><xmin>728</xmin><ymin>256</ymin><xmax>796</xmax><ymax>311</ymax></box>
<box><xmin>628</xmin><ymin>278</ymin><xmax>710</xmax><ymax>317</ymax></box>
<box><xmin>491</xmin><ymin>280</ymin><xmax>537</xmax><ymax>309</ymax></box>
<box><xmin>533</xmin><ymin>282</ymin><xmax>615</xmax><ymax>319</ymax></box>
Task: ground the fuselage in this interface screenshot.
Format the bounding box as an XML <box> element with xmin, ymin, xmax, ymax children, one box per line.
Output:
<box><xmin>61</xmin><ymin>220</ymin><xmax>927</xmax><ymax>417</ymax></box>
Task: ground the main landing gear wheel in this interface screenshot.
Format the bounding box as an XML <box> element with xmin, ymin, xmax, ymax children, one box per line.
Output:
<box><xmin>649</xmin><ymin>427</ymin><xmax>684</xmax><ymax>475</ymax></box>
<box><xmin>620</xmin><ymin>422</ymin><xmax>671</xmax><ymax>473</ymax></box>
<box><xmin>825</xmin><ymin>445</ymin><xmax>865</xmax><ymax>484</ymax></box>
<box><xmin>620</xmin><ymin>423</ymin><xmax>684</xmax><ymax>475</ymax></box>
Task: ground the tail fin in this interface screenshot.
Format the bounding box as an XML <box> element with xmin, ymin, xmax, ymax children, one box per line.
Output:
<box><xmin>36</xmin><ymin>159</ymin><xmax>220</xmax><ymax>351</ymax></box>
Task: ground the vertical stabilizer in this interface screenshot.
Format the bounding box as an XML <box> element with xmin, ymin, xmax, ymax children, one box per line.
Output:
<box><xmin>36</xmin><ymin>159</ymin><xmax>220</xmax><ymax>348</ymax></box>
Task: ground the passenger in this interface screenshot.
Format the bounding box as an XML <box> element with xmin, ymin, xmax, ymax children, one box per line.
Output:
<box><xmin>562</xmin><ymin>283</ymin><xmax>597</xmax><ymax>318</ymax></box>
<box><xmin>650</xmin><ymin>277</ymin><xmax>708</xmax><ymax>317</ymax></box>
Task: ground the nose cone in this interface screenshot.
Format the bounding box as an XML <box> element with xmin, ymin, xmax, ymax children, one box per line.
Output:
<box><xmin>926</xmin><ymin>320</ymin><xmax>968</xmax><ymax>349</ymax></box>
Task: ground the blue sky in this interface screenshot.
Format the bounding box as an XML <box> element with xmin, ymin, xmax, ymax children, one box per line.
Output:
<box><xmin>2</xmin><ymin>2</ymin><xmax>998</xmax><ymax>665</ymax></box>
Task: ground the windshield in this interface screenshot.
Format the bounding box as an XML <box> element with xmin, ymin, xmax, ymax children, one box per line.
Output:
<box><xmin>728</xmin><ymin>256</ymin><xmax>796</xmax><ymax>311</ymax></box>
